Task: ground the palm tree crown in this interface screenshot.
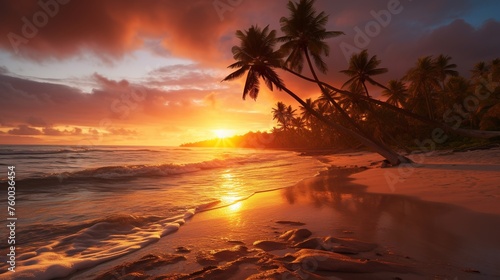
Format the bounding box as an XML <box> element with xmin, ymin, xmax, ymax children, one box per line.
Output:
<box><xmin>222</xmin><ymin>25</ymin><xmax>284</xmax><ymax>100</ymax></box>
<box><xmin>340</xmin><ymin>50</ymin><xmax>388</xmax><ymax>97</ymax></box>
<box><xmin>434</xmin><ymin>54</ymin><xmax>459</xmax><ymax>85</ymax></box>
<box><xmin>471</xmin><ymin>61</ymin><xmax>489</xmax><ymax>82</ymax></box>
<box><xmin>272</xmin><ymin>102</ymin><xmax>297</xmax><ymax>131</ymax></box>
<box><xmin>382</xmin><ymin>79</ymin><xmax>409</xmax><ymax>108</ymax></box>
<box><xmin>278</xmin><ymin>0</ymin><xmax>343</xmax><ymax>74</ymax></box>
<box><xmin>404</xmin><ymin>55</ymin><xmax>441</xmax><ymax>118</ymax></box>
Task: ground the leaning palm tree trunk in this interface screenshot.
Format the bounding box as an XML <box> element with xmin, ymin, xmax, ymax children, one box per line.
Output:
<box><xmin>302</xmin><ymin>48</ymin><xmax>363</xmax><ymax>132</ymax></box>
<box><xmin>278</xmin><ymin>83</ymin><xmax>410</xmax><ymax>165</ymax></box>
<box><xmin>301</xmin><ymin>48</ymin><xmax>411</xmax><ymax>162</ymax></box>
<box><xmin>285</xmin><ymin>68</ymin><xmax>500</xmax><ymax>140</ymax></box>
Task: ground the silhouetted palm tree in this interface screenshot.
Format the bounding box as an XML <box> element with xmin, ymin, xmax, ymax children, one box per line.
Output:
<box><xmin>278</xmin><ymin>0</ymin><xmax>373</xmax><ymax>138</ymax></box>
<box><xmin>404</xmin><ymin>56</ymin><xmax>441</xmax><ymax>119</ymax></box>
<box><xmin>340</xmin><ymin>50</ymin><xmax>403</xmax><ymax>147</ymax></box>
<box><xmin>439</xmin><ymin>76</ymin><xmax>472</xmax><ymax>122</ymax></box>
<box><xmin>471</xmin><ymin>59</ymin><xmax>500</xmax><ymax>100</ymax></box>
<box><xmin>471</xmin><ymin>61</ymin><xmax>489</xmax><ymax>83</ymax></box>
<box><xmin>278</xmin><ymin>0</ymin><xmax>343</xmax><ymax>75</ymax></box>
<box><xmin>383</xmin><ymin>80</ymin><xmax>409</xmax><ymax>108</ymax></box>
<box><xmin>442</xmin><ymin>76</ymin><xmax>470</xmax><ymax>104</ymax></box>
<box><xmin>338</xmin><ymin>83</ymin><xmax>369</xmax><ymax>119</ymax></box>
<box><xmin>222</xmin><ymin>25</ymin><xmax>284</xmax><ymax>100</ymax></box>
<box><xmin>278</xmin><ymin>3</ymin><xmax>409</xmax><ymax>152</ymax></box>
<box><xmin>272</xmin><ymin>102</ymin><xmax>293</xmax><ymax>131</ymax></box>
<box><xmin>223</xmin><ymin>25</ymin><xmax>408</xmax><ymax>165</ymax></box>
<box><xmin>291</xmin><ymin>116</ymin><xmax>307</xmax><ymax>133</ymax></box>
<box><xmin>299</xmin><ymin>98</ymin><xmax>316</xmax><ymax>128</ymax></box>
<box><xmin>341</xmin><ymin>50</ymin><xmax>388</xmax><ymax>97</ymax></box>
<box><xmin>434</xmin><ymin>54</ymin><xmax>458</xmax><ymax>88</ymax></box>
<box><xmin>278</xmin><ymin>0</ymin><xmax>354</xmax><ymax>121</ymax></box>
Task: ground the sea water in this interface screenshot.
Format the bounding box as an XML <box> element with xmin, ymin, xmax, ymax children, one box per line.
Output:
<box><xmin>0</xmin><ymin>145</ymin><xmax>326</xmax><ymax>279</ymax></box>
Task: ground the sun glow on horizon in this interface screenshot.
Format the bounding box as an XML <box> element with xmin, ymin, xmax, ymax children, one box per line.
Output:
<box><xmin>212</xmin><ymin>129</ymin><xmax>234</xmax><ymax>139</ymax></box>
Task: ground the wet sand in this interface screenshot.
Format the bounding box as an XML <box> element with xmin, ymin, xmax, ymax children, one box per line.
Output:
<box><xmin>70</xmin><ymin>149</ymin><xmax>500</xmax><ymax>279</ymax></box>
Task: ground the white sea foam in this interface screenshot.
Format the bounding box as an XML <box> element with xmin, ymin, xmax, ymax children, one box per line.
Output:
<box><xmin>7</xmin><ymin>214</ymin><xmax>189</xmax><ymax>280</ymax></box>
<box><xmin>0</xmin><ymin>146</ymin><xmax>327</xmax><ymax>279</ymax></box>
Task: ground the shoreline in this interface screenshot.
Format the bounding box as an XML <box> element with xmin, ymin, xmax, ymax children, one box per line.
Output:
<box><xmin>70</xmin><ymin>149</ymin><xmax>500</xmax><ymax>279</ymax></box>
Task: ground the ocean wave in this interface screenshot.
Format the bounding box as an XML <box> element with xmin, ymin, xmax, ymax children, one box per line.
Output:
<box><xmin>4</xmin><ymin>156</ymin><xmax>259</xmax><ymax>187</ymax></box>
<box><xmin>0</xmin><ymin>196</ymin><xmax>247</xmax><ymax>278</ymax></box>
<box><xmin>0</xmin><ymin>147</ymin><xmax>160</xmax><ymax>156</ymax></box>
<box><xmin>0</xmin><ymin>178</ymin><xmax>316</xmax><ymax>279</ymax></box>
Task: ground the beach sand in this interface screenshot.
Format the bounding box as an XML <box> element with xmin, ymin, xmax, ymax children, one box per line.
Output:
<box><xmin>71</xmin><ymin>148</ymin><xmax>500</xmax><ymax>280</ymax></box>
<box><xmin>347</xmin><ymin>148</ymin><xmax>500</xmax><ymax>216</ymax></box>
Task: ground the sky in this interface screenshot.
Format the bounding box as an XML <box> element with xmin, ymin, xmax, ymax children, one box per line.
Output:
<box><xmin>0</xmin><ymin>0</ymin><xmax>499</xmax><ymax>146</ymax></box>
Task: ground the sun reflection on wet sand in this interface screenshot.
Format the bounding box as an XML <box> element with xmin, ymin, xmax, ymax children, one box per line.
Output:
<box><xmin>228</xmin><ymin>201</ymin><xmax>242</xmax><ymax>212</ymax></box>
<box><xmin>75</xmin><ymin>167</ymin><xmax>500</xmax><ymax>279</ymax></box>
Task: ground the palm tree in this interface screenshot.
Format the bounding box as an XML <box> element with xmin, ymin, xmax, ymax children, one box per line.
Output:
<box><xmin>285</xmin><ymin>104</ymin><xmax>297</xmax><ymax>130</ymax></box>
<box><xmin>340</xmin><ymin>50</ymin><xmax>404</xmax><ymax>147</ymax></box>
<box><xmin>277</xmin><ymin>0</ymin><xmax>413</xmax><ymax>155</ymax></box>
<box><xmin>471</xmin><ymin>61</ymin><xmax>489</xmax><ymax>82</ymax></box>
<box><xmin>291</xmin><ymin>116</ymin><xmax>307</xmax><ymax>133</ymax></box>
<box><xmin>340</xmin><ymin>50</ymin><xmax>389</xmax><ymax>97</ymax></box>
<box><xmin>439</xmin><ymin>76</ymin><xmax>472</xmax><ymax>123</ymax></box>
<box><xmin>272</xmin><ymin>102</ymin><xmax>290</xmax><ymax>131</ymax></box>
<box><xmin>471</xmin><ymin>59</ymin><xmax>499</xmax><ymax>98</ymax></box>
<box><xmin>404</xmin><ymin>56</ymin><xmax>441</xmax><ymax>119</ymax></box>
<box><xmin>278</xmin><ymin>0</ymin><xmax>343</xmax><ymax>75</ymax></box>
<box><xmin>382</xmin><ymin>80</ymin><xmax>409</xmax><ymax>108</ymax></box>
<box><xmin>442</xmin><ymin>76</ymin><xmax>470</xmax><ymax>105</ymax></box>
<box><xmin>222</xmin><ymin>25</ymin><xmax>409</xmax><ymax>165</ymax></box>
<box><xmin>278</xmin><ymin>0</ymin><xmax>354</xmax><ymax>125</ymax></box>
<box><xmin>278</xmin><ymin>0</ymin><xmax>389</xmax><ymax>146</ymax></box>
<box><xmin>338</xmin><ymin>82</ymin><xmax>369</xmax><ymax>119</ymax></box>
<box><xmin>299</xmin><ymin>98</ymin><xmax>316</xmax><ymax>128</ymax></box>
<box><xmin>222</xmin><ymin>25</ymin><xmax>284</xmax><ymax>100</ymax></box>
<box><xmin>434</xmin><ymin>54</ymin><xmax>458</xmax><ymax>88</ymax></box>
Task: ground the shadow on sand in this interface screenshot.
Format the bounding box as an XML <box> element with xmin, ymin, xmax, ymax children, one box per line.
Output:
<box><xmin>281</xmin><ymin>167</ymin><xmax>500</xmax><ymax>277</ymax></box>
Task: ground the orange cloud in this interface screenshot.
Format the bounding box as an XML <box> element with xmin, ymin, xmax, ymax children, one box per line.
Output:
<box><xmin>0</xmin><ymin>0</ymin><xmax>246</xmax><ymax>64</ymax></box>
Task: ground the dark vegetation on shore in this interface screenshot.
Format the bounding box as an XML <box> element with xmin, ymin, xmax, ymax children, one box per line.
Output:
<box><xmin>182</xmin><ymin>56</ymin><xmax>500</xmax><ymax>152</ymax></box>
<box><xmin>183</xmin><ymin>0</ymin><xmax>500</xmax><ymax>158</ymax></box>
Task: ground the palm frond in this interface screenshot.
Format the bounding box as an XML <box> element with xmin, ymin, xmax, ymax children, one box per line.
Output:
<box><xmin>222</xmin><ymin>66</ymin><xmax>249</xmax><ymax>82</ymax></box>
<box><xmin>311</xmin><ymin>52</ymin><xmax>328</xmax><ymax>73</ymax></box>
<box><xmin>243</xmin><ymin>68</ymin><xmax>259</xmax><ymax>100</ymax></box>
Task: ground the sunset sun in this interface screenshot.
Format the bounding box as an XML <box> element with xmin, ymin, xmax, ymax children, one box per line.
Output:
<box><xmin>213</xmin><ymin>129</ymin><xmax>233</xmax><ymax>139</ymax></box>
